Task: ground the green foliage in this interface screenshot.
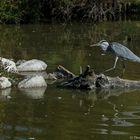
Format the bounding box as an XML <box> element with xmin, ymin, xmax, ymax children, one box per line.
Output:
<box><xmin>0</xmin><ymin>0</ymin><xmax>98</xmax><ymax>23</ymax></box>
<box><xmin>0</xmin><ymin>0</ymin><xmax>140</xmax><ymax>24</ymax></box>
<box><xmin>0</xmin><ymin>0</ymin><xmax>41</xmax><ymax>24</ymax></box>
<box><xmin>0</xmin><ymin>0</ymin><xmax>22</xmax><ymax>23</ymax></box>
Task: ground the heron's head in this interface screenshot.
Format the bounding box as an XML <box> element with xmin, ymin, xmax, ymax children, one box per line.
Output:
<box><xmin>90</xmin><ymin>40</ymin><xmax>109</xmax><ymax>52</ymax></box>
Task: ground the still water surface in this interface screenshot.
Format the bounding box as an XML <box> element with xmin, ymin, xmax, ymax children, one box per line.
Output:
<box><xmin>0</xmin><ymin>21</ymin><xmax>140</xmax><ymax>140</ymax></box>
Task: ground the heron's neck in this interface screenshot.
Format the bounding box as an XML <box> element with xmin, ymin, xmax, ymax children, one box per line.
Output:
<box><xmin>106</xmin><ymin>43</ymin><xmax>113</xmax><ymax>53</ymax></box>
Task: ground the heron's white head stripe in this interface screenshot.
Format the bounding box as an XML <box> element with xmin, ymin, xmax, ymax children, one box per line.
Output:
<box><xmin>98</xmin><ymin>40</ymin><xmax>109</xmax><ymax>51</ymax></box>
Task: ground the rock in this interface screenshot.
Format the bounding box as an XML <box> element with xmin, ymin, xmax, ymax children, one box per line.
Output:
<box><xmin>17</xmin><ymin>59</ymin><xmax>47</xmax><ymax>71</ymax></box>
<box><xmin>16</xmin><ymin>60</ymin><xmax>26</xmax><ymax>66</ymax></box>
<box><xmin>0</xmin><ymin>77</ymin><xmax>12</xmax><ymax>89</ymax></box>
<box><xmin>18</xmin><ymin>76</ymin><xmax>47</xmax><ymax>88</ymax></box>
<box><xmin>0</xmin><ymin>57</ymin><xmax>18</xmax><ymax>73</ymax></box>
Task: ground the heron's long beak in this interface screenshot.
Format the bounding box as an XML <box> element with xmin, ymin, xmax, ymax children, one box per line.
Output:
<box><xmin>90</xmin><ymin>43</ymin><xmax>100</xmax><ymax>47</ymax></box>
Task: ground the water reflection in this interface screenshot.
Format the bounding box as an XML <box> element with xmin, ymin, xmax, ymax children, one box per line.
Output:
<box><xmin>0</xmin><ymin>88</ymin><xmax>11</xmax><ymax>100</ymax></box>
<box><xmin>0</xmin><ymin>21</ymin><xmax>140</xmax><ymax>139</ymax></box>
<box><xmin>78</xmin><ymin>88</ymin><xmax>140</xmax><ymax>113</ymax></box>
<box><xmin>19</xmin><ymin>87</ymin><xmax>47</xmax><ymax>99</ymax></box>
<box><xmin>73</xmin><ymin>88</ymin><xmax>140</xmax><ymax>136</ymax></box>
<box><xmin>0</xmin><ymin>87</ymin><xmax>139</xmax><ymax>139</ymax></box>
<box><xmin>121</xmin><ymin>111</ymin><xmax>140</xmax><ymax>120</ymax></box>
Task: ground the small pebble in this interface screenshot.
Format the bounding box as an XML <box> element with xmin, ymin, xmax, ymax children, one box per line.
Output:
<box><xmin>29</xmin><ymin>138</ymin><xmax>35</xmax><ymax>140</ymax></box>
<box><xmin>102</xmin><ymin>114</ymin><xmax>105</xmax><ymax>117</ymax></box>
<box><xmin>58</xmin><ymin>97</ymin><xmax>62</xmax><ymax>100</ymax></box>
<box><xmin>89</xmin><ymin>53</ymin><xmax>91</xmax><ymax>56</ymax></box>
<box><xmin>84</xmin><ymin>113</ymin><xmax>88</xmax><ymax>115</ymax></box>
<box><xmin>101</xmin><ymin>53</ymin><xmax>106</xmax><ymax>56</ymax></box>
<box><xmin>7</xmin><ymin>96</ymin><xmax>12</xmax><ymax>99</ymax></box>
<box><xmin>19</xmin><ymin>42</ymin><xmax>21</xmax><ymax>46</ymax></box>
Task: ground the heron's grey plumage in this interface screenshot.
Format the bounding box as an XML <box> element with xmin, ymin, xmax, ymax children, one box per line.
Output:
<box><xmin>107</xmin><ymin>42</ymin><xmax>140</xmax><ymax>63</ymax></box>
<box><xmin>91</xmin><ymin>40</ymin><xmax>140</xmax><ymax>74</ymax></box>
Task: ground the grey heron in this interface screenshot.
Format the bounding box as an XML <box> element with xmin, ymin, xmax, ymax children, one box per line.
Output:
<box><xmin>91</xmin><ymin>40</ymin><xmax>140</xmax><ymax>73</ymax></box>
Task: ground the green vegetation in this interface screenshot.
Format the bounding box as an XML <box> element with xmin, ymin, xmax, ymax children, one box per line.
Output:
<box><xmin>0</xmin><ymin>1</ymin><xmax>20</xmax><ymax>23</ymax></box>
<box><xmin>0</xmin><ymin>0</ymin><xmax>41</xmax><ymax>23</ymax></box>
<box><xmin>0</xmin><ymin>0</ymin><xmax>140</xmax><ymax>24</ymax></box>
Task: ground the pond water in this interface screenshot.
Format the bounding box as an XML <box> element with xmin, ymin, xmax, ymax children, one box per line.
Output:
<box><xmin>0</xmin><ymin>21</ymin><xmax>140</xmax><ymax>140</ymax></box>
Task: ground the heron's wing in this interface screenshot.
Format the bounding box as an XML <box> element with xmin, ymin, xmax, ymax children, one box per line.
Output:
<box><xmin>110</xmin><ymin>42</ymin><xmax>140</xmax><ymax>63</ymax></box>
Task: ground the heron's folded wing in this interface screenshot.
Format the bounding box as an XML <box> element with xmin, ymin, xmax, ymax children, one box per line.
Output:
<box><xmin>111</xmin><ymin>42</ymin><xmax>140</xmax><ymax>63</ymax></box>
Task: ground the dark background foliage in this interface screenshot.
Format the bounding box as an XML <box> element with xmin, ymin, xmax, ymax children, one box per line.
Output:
<box><xmin>0</xmin><ymin>0</ymin><xmax>140</xmax><ymax>24</ymax></box>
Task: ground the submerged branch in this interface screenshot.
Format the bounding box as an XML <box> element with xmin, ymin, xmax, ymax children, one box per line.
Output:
<box><xmin>60</xmin><ymin>65</ymin><xmax>140</xmax><ymax>90</ymax></box>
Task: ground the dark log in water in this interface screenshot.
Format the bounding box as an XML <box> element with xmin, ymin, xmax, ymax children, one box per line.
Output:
<box><xmin>54</xmin><ymin>65</ymin><xmax>75</xmax><ymax>79</ymax></box>
<box><xmin>60</xmin><ymin>65</ymin><xmax>140</xmax><ymax>90</ymax></box>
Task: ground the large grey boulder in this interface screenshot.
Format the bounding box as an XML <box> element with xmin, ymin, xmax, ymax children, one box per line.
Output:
<box><xmin>17</xmin><ymin>59</ymin><xmax>47</xmax><ymax>71</ymax></box>
<box><xmin>18</xmin><ymin>76</ymin><xmax>47</xmax><ymax>88</ymax></box>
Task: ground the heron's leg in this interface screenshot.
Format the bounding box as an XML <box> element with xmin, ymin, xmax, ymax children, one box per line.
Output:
<box><xmin>105</xmin><ymin>57</ymin><xmax>119</xmax><ymax>72</ymax></box>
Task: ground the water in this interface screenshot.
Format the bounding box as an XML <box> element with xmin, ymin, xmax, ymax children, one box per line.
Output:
<box><xmin>0</xmin><ymin>21</ymin><xmax>140</xmax><ymax>140</ymax></box>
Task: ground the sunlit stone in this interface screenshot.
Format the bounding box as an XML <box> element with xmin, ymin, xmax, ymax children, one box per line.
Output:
<box><xmin>18</xmin><ymin>76</ymin><xmax>47</xmax><ymax>88</ymax></box>
<box><xmin>17</xmin><ymin>59</ymin><xmax>47</xmax><ymax>71</ymax></box>
<box><xmin>0</xmin><ymin>77</ymin><xmax>12</xmax><ymax>89</ymax></box>
<box><xmin>0</xmin><ymin>57</ymin><xmax>17</xmax><ymax>73</ymax></box>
